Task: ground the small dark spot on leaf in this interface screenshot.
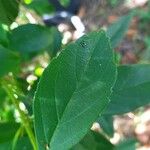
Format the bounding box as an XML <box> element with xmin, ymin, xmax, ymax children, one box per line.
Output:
<box><xmin>80</xmin><ymin>40</ymin><xmax>87</xmax><ymax>48</ymax></box>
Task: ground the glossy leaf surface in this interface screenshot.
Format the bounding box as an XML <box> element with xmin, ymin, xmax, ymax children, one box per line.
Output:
<box><xmin>34</xmin><ymin>30</ymin><xmax>117</xmax><ymax>150</ymax></box>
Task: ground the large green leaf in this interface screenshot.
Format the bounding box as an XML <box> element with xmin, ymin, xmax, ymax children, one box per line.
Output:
<box><xmin>107</xmin><ymin>12</ymin><xmax>133</xmax><ymax>48</ymax></box>
<box><xmin>105</xmin><ymin>64</ymin><xmax>150</xmax><ymax>115</ymax></box>
<box><xmin>0</xmin><ymin>45</ymin><xmax>20</xmax><ymax>77</ymax></box>
<box><xmin>0</xmin><ymin>122</ymin><xmax>19</xmax><ymax>143</ymax></box>
<box><xmin>34</xmin><ymin>30</ymin><xmax>117</xmax><ymax>150</ymax></box>
<box><xmin>72</xmin><ymin>131</ymin><xmax>114</xmax><ymax>150</ymax></box>
<box><xmin>9</xmin><ymin>24</ymin><xmax>56</xmax><ymax>53</ymax></box>
<box><xmin>0</xmin><ymin>0</ymin><xmax>19</xmax><ymax>25</ymax></box>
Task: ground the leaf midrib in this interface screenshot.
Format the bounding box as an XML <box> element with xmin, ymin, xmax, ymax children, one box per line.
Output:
<box><xmin>50</xmin><ymin>33</ymin><xmax>113</xmax><ymax>146</ymax></box>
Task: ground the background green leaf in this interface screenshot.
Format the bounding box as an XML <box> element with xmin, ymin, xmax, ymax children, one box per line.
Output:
<box><xmin>9</xmin><ymin>24</ymin><xmax>59</xmax><ymax>54</ymax></box>
<box><xmin>97</xmin><ymin>115</ymin><xmax>114</xmax><ymax>137</ymax></box>
<box><xmin>107</xmin><ymin>12</ymin><xmax>133</xmax><ymax>48</ymax></box>
<box><xmin>0</xmin><ymin>141</ymin><xmax>11</xmax><ymax>150</ymax></box>
<box><xmin>104</xmin><ymin>64</ymin><xmax>150</xmax><ymax>115</ymax></box>
<box><xmin>47</xmin><ymin>27</ymin><xmax>62</xmax><ymax>58</ymax></box>
<box><xmin>0</xmin><ymin>0</ymin><xmax>20</xmax><ymax>25</ymax></box>
<box><xmin>0</xmin><ymin>24</ymin><xmax>8</xmax><ymax>46</ymax></box>
<box><xmin>72</xmin><ymin>131</ymin><xmax>114</xmax><ymax>150</ymax></box>
<box><xmin>114</xmin><ymin>139</ymin><xmax>137</xmax><ymax>150</ymax></box>
<box><xmin>0</xmin><ymin>45</ymin><xmax>20</xmax><ymax>77</ymax></box>
<box><xmin>25</xmin><ymin>0</ymin><xmax>55</xmax><ymax>15</ymax></box>
<box><xmin>0</xmin><ymin>136</ymin><xmax>32</xmax><ymax>150</ymax></box>
<box><xmin>14</xmin><ymin>136</ymin><xmax>33</xmax><ymax>150</ymax></box>
<box><xmin>0</xmin><ymin>122</ymin><xmax>19</xmax><ymax>143</ymax></box>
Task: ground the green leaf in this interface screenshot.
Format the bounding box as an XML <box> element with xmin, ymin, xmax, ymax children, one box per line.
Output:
<box><xmin>0</xmin><ymin>136</ymin><xmax>32</xmax><ymax>150</ymax></box>
<box><xmin>97</xmin><ymin>115</ymin><xmax>114</xmax><ymax>137</ymax></box>
<box><xmin>9</xmin><ymin>24</ymin><xmax>55</xmax><ymax>53</ymax></box>
<box><xmin>114</xmin><ymin>139</ymin><xmax>137</xmax><ymax>150</ymax></box>
<box><xmin>47</xmin><ymin>27</ymin><xmax>62</xmax><ymax>58</ymax></box>
<box><xmin>25</xmin><ymin>0</ymin><xmax>55</xmax><ymax>15</ymax></box>
<box><xmin>60</xmin><ymin>0</ymin><xmax>70</xmax><ymax>7</ymax></box>
<box><xmin>14</xmin><ymin>136</ymin><xmax>33</xmax><ymax>150</ymax></box>
<box><xmin>72</xmin><ymin>131</ymin><xmax>114</xmax><ymax>150</ymax></box>
<box><xmin>0</xmin><ymin>0</ymin><xmax>20</xmax><ymax>25</ymax></box>
<box><xmin>0</xmin><ymin>87</ymin><xmax>6</xmax><ymax>106</ymax></box>
<box><xmin>34</xmin><ymin>30</ymin><xmax>117</xmax><ymax>150</ymax></box>
<box><xmin>0</xmin><ymin>24</ymin><xmax>8</xmax><ymax>46</ymax></box>
<box><xmin>0</xmin><ymin>141</ymin><xmax>11</xmax><ymax>150</ymax></box>
<box><xmin>140</xmin><ymin>37</ymin><xmax>150</xmax><ymax>63</ymax></box>
<box><xmin>0</xmin><ymin>122</ymin><xmax>19</xmax><ymax>143</ymax></box>
<box><xmin>0</xmin><ymin>45</ymin><xmax>20</xmax><ymax>77</ymax></box>
<box><xmin>105</xmin><ymin>64</ymin><xmax>150</xmax><ymax>115</ymax></box>
<box><xmin>107</xmin><ymin>12</ymin><xmax>133</xmax><ymax>48</ymax></box>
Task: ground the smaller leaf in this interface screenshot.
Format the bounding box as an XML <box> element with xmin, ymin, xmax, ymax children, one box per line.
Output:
<box><xmin>72</xmin><ymin>131</ymin><xmax>114</xmax><ymax>150</ymax></box>
<box><xmin>97</xmin><ymin>115</ymin><xmax>114</xmax><ymax>137</ymax></box>
<box><xmin>107</xmin><ymin>12</ymin><xmax>133</xmax><ymax>48</ymax></box>
<box><xmin>60</xmin><ymin>0</ymin><xmax>70</xmax><ymax>7</ymax></box>
<box><xmin>0</xmin><ymin>87</ymin><xmax>6</xmax><ymax>106</ymax></box>
<box><xmin>25</xmin><ymin>0</ymin><xmax>55</xmax><ymax>15</ymax></box>
<box><xmin>14</xmin><ymin>136</ymin><xmax>32</xmax><ymax>150</ymax></box>
<box><xmin>0</xmin><ymin>45</ymin><xmax>20</xmax><ymax>78</ymax></box>
<box><xmin>0</xmin><ymin>122</ymin><xmax>20</xmax><ymax>143</ymax></box>
<box><xmin>9</xmin><ymin>24</ymin><xmax>55</xmax><ymax>54</ymax></box>
<box><xmin>114</xmin><ymin>139</ymin><xmax>137</xmax><ymax>150</ymax></box>
<box><xmin>0</xmin><ymin>24</ymin><xmax>8</xmax><ymax>46</ymax></box>
<box><xmin>0</xmin><ymin>141</ymin><xmax>11</xmax><ymax>150</ymax></box>
<box><xmin>47</xmin><ymin>27</ymin><xmax>62</xmax><ymax>58</ymax></box>
<box><xmin>0</xmin><ymin>136</ymin><xmax>32</xmax><ymax>150</ymax></box>
<box><xmin>0</xmin><ymin>0</ymin><xmax>20</xmax><ymax>25</ymax></box>
<box><xmin>104</xmin><ymin>64</ymin><xmax>150</xmax><ymax>115</ymax></box>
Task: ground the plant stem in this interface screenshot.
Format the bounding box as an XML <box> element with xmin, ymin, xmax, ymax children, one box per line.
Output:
<box><xmin>12</xmin><ymin>126</ymin><xmax>23</xmax><ymax>150</ymax></box>
<box><xmin>1</xmin><ymin>80</ymin><xmax>37</xmax><ymax>150</ymax></box>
